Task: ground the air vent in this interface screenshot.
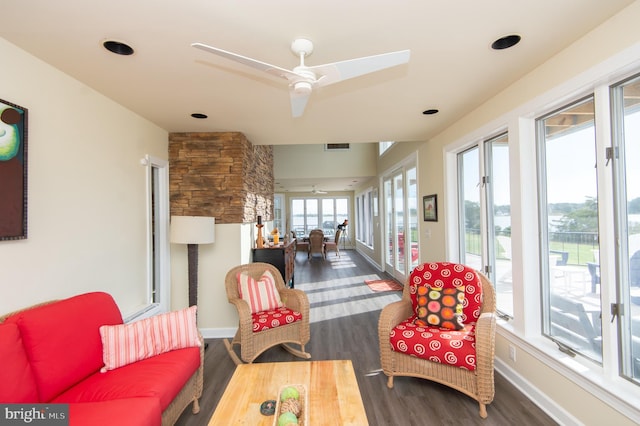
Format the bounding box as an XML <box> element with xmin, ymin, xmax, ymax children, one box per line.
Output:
<box><xmin>325</xmin><ymin>143</ymin><xmax>350</xmax><ymax>151</ymax></box>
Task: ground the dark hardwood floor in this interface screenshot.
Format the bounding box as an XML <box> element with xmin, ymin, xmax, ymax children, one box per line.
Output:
<box><xmin>176</xmin><ymin>250</ymin><xmax>558</xmax><ymax>426</ymax></box>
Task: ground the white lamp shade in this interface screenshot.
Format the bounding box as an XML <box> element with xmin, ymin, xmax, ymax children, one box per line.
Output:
<box><xmin>170</xmin><ymin>216</ymin><xmax>215</xmax><ymax>244</ymax></box>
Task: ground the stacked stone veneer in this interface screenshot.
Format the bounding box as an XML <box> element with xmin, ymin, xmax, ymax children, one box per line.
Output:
<box><xmin>169</xmin><ymin>132</ymin><xmax>273</xmax><ymax>224</ymax></box>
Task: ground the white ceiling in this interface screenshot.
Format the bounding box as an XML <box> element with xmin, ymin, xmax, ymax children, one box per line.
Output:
<box><xmin>0</xmin><ymin>1</ymin><xmax>634</xmax><ymax>191</ymax></box>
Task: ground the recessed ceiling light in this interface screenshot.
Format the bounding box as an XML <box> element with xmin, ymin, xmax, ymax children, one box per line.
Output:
<box><xmin>103</xmin><ymin>40</ymin><xmax>134</xmax><ymax>56</ymax></box>
<box><xmin>423</xmin><ymin>109</ymin><xmax>439</xmax><ymax>115</ymax></box>
<box><xmin>191</xmin><ymin>113</ymin><xmax>208</xmax><ymax>119</ymax></box>
<box><xmin>491</xmin><ymin>34</ymin><xmax>521</xmax><ymax>50</ymax></box>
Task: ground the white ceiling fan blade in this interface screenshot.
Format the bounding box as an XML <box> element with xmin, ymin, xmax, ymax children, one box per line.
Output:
<box><xmin>289</xmin><ymin>90</ymin><xmax>311</xmax><ymax>118</ymax></box>
<box><xmin>192</xmin><ymin>42</ymin><xmax>299</xmax><ymax>81</ymax></box>
<box><xmin>310</xmin><ymin>49</ymin><xmax>410</xmax><ymax>88</ymax></box>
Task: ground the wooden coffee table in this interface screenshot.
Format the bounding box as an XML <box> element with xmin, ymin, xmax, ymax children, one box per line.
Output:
<box><xmin>208</xmin><ymin>360</ymin><xmax>369</xmax><ymax>425</ymax></box>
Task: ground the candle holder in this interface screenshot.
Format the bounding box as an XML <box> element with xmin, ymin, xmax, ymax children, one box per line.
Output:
<box><xmin>256</xmin><ymin>224</ymin><xmax>264</xmax><ymax>248</ymax></box>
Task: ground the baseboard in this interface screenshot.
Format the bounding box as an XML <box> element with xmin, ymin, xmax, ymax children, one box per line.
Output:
<box><xmin>494</xmin><ymin>357</ymin><xmax>581</xmax><ymax>425</ymax></box>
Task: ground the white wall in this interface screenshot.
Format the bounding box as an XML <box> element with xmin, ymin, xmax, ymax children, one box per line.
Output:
<box><xmin>0</xmin><ymin>38</ymin><xmax>168</xmax><ymax>317</ymax></box>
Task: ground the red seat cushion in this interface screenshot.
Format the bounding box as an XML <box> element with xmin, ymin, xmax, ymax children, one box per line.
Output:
<box><xmin>0</xmin><ymin>323</ymin><xmax>40</xmax><ymax>402</ymax></box>
<box><xmin>251</xmin><ymin>307</ymin><xmax>302</xmax><ymax>332</ymax></box>
<box><xmin>69</xmin><ymin>398</ymin><xmax>162</xmax><ymax>426</ymax></box>
<box><xmin>52</xmin><ymin>346</ymin><xmax>200</xmax><ymax>411</ymax></box>
<box><xmin>3</xmin><ymin>292</ymin><xmax>123</xmax><ymax>402</ymax></box>
<box><xmin>390</xmin><ymin>316</ymin><xmax>477</xmax><ymax>370</ymax></box>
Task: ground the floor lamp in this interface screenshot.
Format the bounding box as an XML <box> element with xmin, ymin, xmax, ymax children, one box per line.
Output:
<box><xmin>170</xmin><ymin>216</ymin><xmax>215</xmax><ymax>308</ymax></box>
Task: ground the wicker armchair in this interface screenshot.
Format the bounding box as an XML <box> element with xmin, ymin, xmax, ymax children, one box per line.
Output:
<box><xmin>378</xmin><ymin>262</ymin><xmax>496</xmax><ymax>418</ymax></box>
<box><xmin>224</xmin><ymin>262</ymin><xmax>311</xmax><ymax>364</ymax></box>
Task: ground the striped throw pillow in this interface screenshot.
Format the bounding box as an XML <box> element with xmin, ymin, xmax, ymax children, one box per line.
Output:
<box><xmin>99</xmin><ymin>305</ymin><xmax>200</xmax><ymax>372</ymax></box>
<box><xmin>237</xmin><ymin>270</ymin><xmax>283</xmax><ymax>313</ymax></box>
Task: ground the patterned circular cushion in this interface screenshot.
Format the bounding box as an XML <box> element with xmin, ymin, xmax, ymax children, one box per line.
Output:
<box><xmin>415</xmin><ymin>286</ymin><xmax>465</xmax><ymax>330</ymax></box>
<box><xmin>389</xmin><ymin>316</ymin><xmax>477</xmax><ymax>370</ymax></box>
<box><xmin>251</xmin><ymin>307</ymin><xmax>302</xmax><ymax>332</ymax></box>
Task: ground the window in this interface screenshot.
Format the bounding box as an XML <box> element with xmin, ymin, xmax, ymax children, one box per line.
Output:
<box><xmin>135</xmin><ymin>155</ymin><xmax>170</xmax><ymax>320</ymax></box>
<box><xmin>274</xmin><ymin>194</ymin><xmax>285</xmax><ymax>233</ymax></box>
<box><xmin>379</xmin><ymin>141</ymin><xmax>394</xmax><ymax>156</ymax></box>
<box><xmin>458</xmin><ymin>146</ymin><xmax>481</xmax><ymax>270</ymax></box>
<box><xmin>383</xmin><ymin>161</ymin><xmax>418</xmax><ymax>281</ymax></box>
<box><xmin>611</xmin><ymin>74</ymin><xmax>640</xmax><ymax>383</ymax></box>
<box><xmin>356</xmin><ymin>188</ymin><xmax>376</xmax><ymax>247</ymax></box>
<box><xmin>537</xmin><ymin>97</ymin><xmax>602</xmax><ymax>363</ymax></box>
<box><xmin>447</xmin><ymin>60</ymin><xmax>640</xmax><ymax>414</ymax></box>
<box><xmin>290</xmin><ymin>197</ymin><xmax>349</xmax><ymax>238</ymax></box>
<box><xmin>457</xmin><ymin>133</ymin><xmax>512</xmax><ymax>316</ymax></box>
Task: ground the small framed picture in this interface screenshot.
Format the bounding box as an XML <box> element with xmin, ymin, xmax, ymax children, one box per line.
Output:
<box><xmin>423</xmin><ymin>194</ymin><xmax>438</xmax><ymax>222</ymax></box>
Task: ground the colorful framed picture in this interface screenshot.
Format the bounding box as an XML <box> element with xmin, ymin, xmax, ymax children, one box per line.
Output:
<box><xmin>423</xmin><ymin>194</ymin><xmax>437</xmax><ymax>222</ymax></box>
<box><xmin>0</xmin><ymin>98</ymin><xmax>28</xmax><ymax>240</ymax></box>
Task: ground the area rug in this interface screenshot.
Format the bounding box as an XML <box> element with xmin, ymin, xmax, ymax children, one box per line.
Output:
<box><xmin>364</xmin><ymin>279</ymin><xmax>403</xmax><ymax>292</ymax></box>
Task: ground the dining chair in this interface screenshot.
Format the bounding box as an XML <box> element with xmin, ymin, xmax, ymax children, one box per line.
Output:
<box><xmin>307</xmin><ymin>229</ymin><xmax>325</xmax><ymax>260</ymax></box>
<box><xmin>324</xmin><ymin>228</ymin><xmax>341</xmax><ymax>258</ymax></box>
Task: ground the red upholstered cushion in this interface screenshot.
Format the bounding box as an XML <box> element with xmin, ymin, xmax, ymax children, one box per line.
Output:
<box><xmin>0</xmin><ymin>323</ymin><xmax>40</xmax><ymax>402</ymax></box>
<box><xmin>3</xmin><ymin>292</ymin><xmax>123</xmax><ymax>401</ymax></box>
<box><xmin>390</xmin><ymin>316</ymin><xmax>477</xmax><ymax>370</ymax></box>
<box><xmin>69</xmin><ymin>398</ymin><xmax>162</xmax><ymax>426</ymax></box>
<box><xmin>52</xmin><ymin>346</ymin><xmax>200</xmax><ymax>411</ymax></box>
<box><xmin>409</xmin><ymin>262</ymin><xmax>483</xmax><ymax>323</ymax></box>
<box><xmin>251</xmin><ymin>307</ymin><xmax>302</xmax><ymax>332</ymax></box>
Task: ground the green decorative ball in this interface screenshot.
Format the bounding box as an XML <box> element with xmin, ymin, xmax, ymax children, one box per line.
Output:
<box><xmin>280</xmin><ymin>386</ymin><xmax>300</xmax><ymax>401</ymax></box>
<box><xmin>277</xmin><ymin>411</ymin><xmax>298</xmax><ymax>426</ymax></box>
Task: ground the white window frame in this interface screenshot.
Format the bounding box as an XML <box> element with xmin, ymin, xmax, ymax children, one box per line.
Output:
<box><xmin>126</xmin><ymin>155</ymin><xmax>170</xmax><ymax>321</ymax></box>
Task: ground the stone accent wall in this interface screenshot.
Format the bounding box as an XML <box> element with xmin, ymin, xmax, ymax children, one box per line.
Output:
<box><xmin>169</xmin><ymin>132</ymin><xmax>273</xmax><ymax>224</ymax></box>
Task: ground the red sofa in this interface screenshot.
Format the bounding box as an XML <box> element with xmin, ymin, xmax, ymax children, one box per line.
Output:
<box><xmin>0</xmin><ymin>292</ymin><xmax>203</xmax><ymax>426</ymax></box>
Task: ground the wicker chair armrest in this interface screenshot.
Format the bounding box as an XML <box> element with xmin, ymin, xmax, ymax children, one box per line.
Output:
<box><xmin>279</xmin><ymin>288</ymin><xmax>309</xmax><ymax>315</ymax></box>
<box><xmin>378</xmin><ymin>300</ymin><xmax>413</xmax><ymax>334</ymax></box>
<box><xmin>474</xmin><ymin>312</ymin><xmax>497</xmax><ymax>372</ymax></box>
<box><xmin>228</xmin><ymin>297</ymin><xmax>254</xmax><ymax>333</ymax></box>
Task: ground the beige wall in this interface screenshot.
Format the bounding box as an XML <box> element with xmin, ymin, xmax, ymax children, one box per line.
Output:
<box><xmin>273</xmin><ymin>143</ymin><xmax>377</xmax><ymax>181</ymax></box>
<box><xmin>414</xmin><ymin>2</ymin><xmax>640</xmax><ymax>424</ymax></box>
<box><xmin>0</xmin><ymin>37</ymin><xmax>168</xmax><ymax>317</ymax></box>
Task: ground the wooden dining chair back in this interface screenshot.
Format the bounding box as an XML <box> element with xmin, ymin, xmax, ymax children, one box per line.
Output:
<box><xmin>307</xmin><ymin>229</ymin><xmax>325</xmax><ymax>259</ymax></box>
<box><xmin>324</xmin><ymin>228</ymin><xmax>342</xmax><ymax>258</ymax></box>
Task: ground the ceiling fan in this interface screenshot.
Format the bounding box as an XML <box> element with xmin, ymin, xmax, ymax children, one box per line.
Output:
<box><xmin>192</xmin><ymin>38</ymin><xmax>410</xmax><ymax>118</ymax></box>
<box><xmin>311</xmin><ymin>185</ymin><xmax>327</xmax><ymax>194</ymax></box>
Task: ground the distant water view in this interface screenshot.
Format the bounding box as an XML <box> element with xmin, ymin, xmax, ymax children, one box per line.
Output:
<box><xmin>493</xmin><ymin>214</ymin><xmax>640</xmax><ymax>231</ymax></box>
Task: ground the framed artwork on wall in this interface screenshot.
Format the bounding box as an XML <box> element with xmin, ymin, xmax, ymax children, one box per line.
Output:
<box><xmin>0</xmin><ymin>98</ymin><xmax>28</xmax><ymax>240</ymax></box>
<box><xmin>423</xmin><ymin>194</ymin><xmax>437</xmax><ymax>222</ymax></box>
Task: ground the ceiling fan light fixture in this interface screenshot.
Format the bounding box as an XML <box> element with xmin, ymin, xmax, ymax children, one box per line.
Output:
<box><xmin>491</xmin><ymin>34</ymin><xmax>521</xmax><ymax>50</ymax></box>
<box><xmin>293</xmin><ymin>80</ymin><xmax>313</xmax><ymax>95</ymax></box>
